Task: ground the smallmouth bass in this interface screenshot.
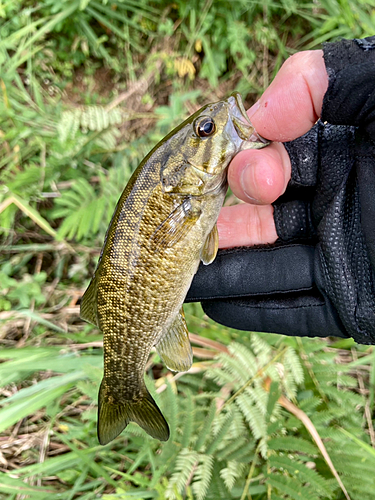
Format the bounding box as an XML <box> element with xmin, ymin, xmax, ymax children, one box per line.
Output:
<box><xmin>80</xmin><ymin>93</ymin><xmax>269</xmax><ymax>444</ymax></box>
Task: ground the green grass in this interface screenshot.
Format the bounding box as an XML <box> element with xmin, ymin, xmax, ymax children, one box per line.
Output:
<box><xmin>1</xmin><ymin>0</ymin><xmax>375</xmax><ymax>499</ymax></box>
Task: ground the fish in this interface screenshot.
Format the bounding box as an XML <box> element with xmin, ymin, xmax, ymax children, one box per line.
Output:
<box><xmin>80</xmin><ymin>92</ymin><xmax>269</xmax><ymax>445</ymax></box>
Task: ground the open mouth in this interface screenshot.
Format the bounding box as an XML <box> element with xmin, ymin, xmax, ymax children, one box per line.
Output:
<box><xmin>228</xmin><ymin>92</ymin><xmax>269</xmax><ymax>145</ymax></box>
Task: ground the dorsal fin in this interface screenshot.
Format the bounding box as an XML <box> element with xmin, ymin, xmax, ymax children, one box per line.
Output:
<box><xmin>80</xmin><ymin>276</ymin><xmax>99</xmax><ymax>327</ymax></box>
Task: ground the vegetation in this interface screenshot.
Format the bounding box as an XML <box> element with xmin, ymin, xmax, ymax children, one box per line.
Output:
<box><xmin>1</xmin><ymin>0</ymin><xmax>375</xmax><ymax>499</ymax></box>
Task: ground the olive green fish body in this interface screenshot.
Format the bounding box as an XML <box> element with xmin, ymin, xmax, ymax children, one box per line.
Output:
<box><xmin>81</xmin><ymin>93</ymin><xmax>269</xmax><ymax>444</ymax></box>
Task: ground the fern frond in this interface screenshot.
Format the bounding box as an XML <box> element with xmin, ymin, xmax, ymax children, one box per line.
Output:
<box><xmin>58</xmin><ymin>109</ymin><xmax>81</xmax><ymax>143</ymax></box>
<box><xmin>165</xmin><ymin>449</ymin><xmax>199</xmax><ymax>500</ymax></box>
<box><xmin>236</xmin><ymin>392</ymin><xmax>267</xmax><ymax>441</ymax></box>
<box><xmin>205</xmin><ymin>411</ymin><xmax>233</xmax><ymax>455</ymax></box>
<box><xmin>220</xmin><ymin>460</ymin><xmax>245</xmax><ymax>491</ymax></box>
<box><xmin>266</xmin><ymin>380</ymin><xmax>282</xmax><ymax>421</ymax></box>
<box><xmin>268</xmin><ymin>436</ymin><xmax>317</xmax><ymax>456</ymax></box>
<box><xmin>195</xmin><ymin>400</ymin><xmax>216</xmax><ymax>452</ymax></box>
<box><xmin>180</xmin><ymin>391</ymin><xmax>194</xmax><ymax>448</ymax></box>
<box><xmin>208</xmin><ymin>461</ymin><xmax>231</xmax><ymax>499</ymax></box>
<box><xmin>335</xmin><ymin>373</ymin><xmax>359</xmax><ymax>388</ymax></box>
<box><xmin>326</xmin><ymin>450</ymin><xmax>375</xmax><ymax>476</ymax></box>
<box><xmin>284</xmin><ymin>346</ymin><xmax>304</xmax><ymax>385</ymax></box>
<box><xmin>264</xmin><ymin>363</ymin><xmax>282</xmax><ymax>384</ymax></box>
<box><xmin>207</xmin><ymin>366</ymin><xmax>237</xmax><ymax>387</ymax></box>
<box><xmin>164</xmin><ymin>380</ymin><xmax>179</xmax><ymax>443</ymax></box>
<box><xmin>298</xmin><ymin>396</ymin><xmax>322</xmax><ymax>413</ymax></box>
<box><xmin>91</xmin><ymin>196</ymin><xmax>107</xmax><ymax>235</ymax></box>
<box><xmin>245</xmin><ymin>384</ymin><xmax>268</xmax><ymax>416</ymax></box>
<box><xmin>216</xmin><ymin>438</ymin><xmax>248</xmax><ymax>461</ymax></box>
<box><xmin>51</xmin><ymin>161</ymin><xmax>133</xmax><ymax>242</ymax></box>
<box><xmin>311</xmin><ymin>408</ymin><xmax>348</xmax><ymax>427</ymax></box>
<box><xmin>323</xmin><ymin>385</ymin><xmax>364</xmax><ymax>408</ymax></box>
<box><xmin>226</xmin><ymin>405</ymin><xmax>246</xmax><ymax>439</ymax></box>
<box><xmin>53</xmin><ymin>178</ymin><xmax>99</xmax><ymax>241</ymax></box>
<box><xmin>269</xmin><ymin>455</ymin><xmax>335</xmax><ymax>498</ymax></box>
<box><xmin>58</xmin><ymin>106</ymin><xmax>123</xmax><ymax>143</ymax></box>
<box><xmin>192</xmin><ymin>454</ymin><xmax>214</xmax><ymax>500</ymax></box>
<box><xmin>309</xmin><ymin>365</ymin><xmax>342</xmax><ymax>381</ymax></box>
<box><xmin>251</xmin><ymin>333</ymin><xmax>272</xmax><ymax>363</ymax></box>
<box><xmin>259</xmin><ymin>436</ymin><xmax>268</xmax><ymax>459</ymax></box>
<box><xmin>94</xmin><ymin>128</ymin><xmax>121</xmax><ymax>150</ymax></box>
<box><xmin>178</xmin><ymin>374</ymin><xmax>207</xmax><ymax>390</ymax></box>
<box><xmin>216</xmin><ymin>351</ymin><xmax>252</xmax><ymax>386</ymax></box>
<box><xmin>218</xmin><ymin>440</ymin><xmax>253</xmax><ymax>462</ymax></box>
<box><xmin>267</xmin><ymin>474</ymin><xmax>320</xmax><ymax>500</ymax></box>
<box><xmin>348</xmin><ymin>486</ymin><xmax>375</xmax><ymax>500</ymax></box>
<box><xmin>228</xmin><ymin>341</ymin><xmax>258</xmax><ymax>377</ymax></box>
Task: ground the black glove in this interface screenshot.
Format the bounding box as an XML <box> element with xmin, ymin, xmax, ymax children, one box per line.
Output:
<box><xmin>186</xmin><ymin>36</ymin><xmax>375</xmax><ymax>345</ymax></box>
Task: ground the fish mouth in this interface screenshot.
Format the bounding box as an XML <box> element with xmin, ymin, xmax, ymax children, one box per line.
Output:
<box><xmin>228</xmin><ymin>92</ymin><xmax>269</xmax><ymax>148</ymax></box>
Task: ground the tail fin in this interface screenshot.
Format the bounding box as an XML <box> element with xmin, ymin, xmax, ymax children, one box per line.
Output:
<box><xmin>97</xmin><ymin>381</ymin><xmax>170</xmax><ymax>445</ymax></box>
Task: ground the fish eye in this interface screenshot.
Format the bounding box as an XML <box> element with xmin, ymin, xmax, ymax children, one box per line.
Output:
<box><xmin>194</xmin><ymin>117</ymin><xmax>216</xmax><ymax>138</ymax></box>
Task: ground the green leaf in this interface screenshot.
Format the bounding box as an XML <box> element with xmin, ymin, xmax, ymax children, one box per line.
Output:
<box><xmin>0</xmin><ymin>380</ymin><xmax>76</xmax><ymax>433</ymax></box>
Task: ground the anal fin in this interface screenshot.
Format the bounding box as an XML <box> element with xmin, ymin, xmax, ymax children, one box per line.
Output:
<box><xmin>156</xmin><ymin>308</ymin><xmax>193</xmax><ymax>372</ymax></box>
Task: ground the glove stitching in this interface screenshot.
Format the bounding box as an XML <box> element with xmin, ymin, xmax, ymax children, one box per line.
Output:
<box><xmin>221</xmin><ymin>301</ymin><xmax>325</xmax><ymax>311</ymax></box>
<box><xmin>217</xmin><ymin>243</ymin><xmax>314</xmax><ymax>256</ymax></box>
<box><xmin>193</xmin><ymin>285</ymin><xmax>316</xmax><ymax>302</ymax></box>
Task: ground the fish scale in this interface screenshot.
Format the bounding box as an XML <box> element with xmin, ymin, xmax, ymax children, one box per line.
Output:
<box><xmin>81</xmin><ymin>92</ymin><xmax>269</xmax><ymax>444</ymax></box>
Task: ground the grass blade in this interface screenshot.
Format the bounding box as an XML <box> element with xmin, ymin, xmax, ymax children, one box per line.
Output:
<box><xmin>0</xmin><ymin>194</ymin><xmax>57</xmax><ymax>238</ymax></box>
<box><xmin>0</xmin><ymin>382</ymin><xmax>76</xmax><ymax>433</ymax></box>
<box><xmin>277</xmin><ymin>393</ymin><xmax>351</xmax><ymax>500</ymax></box>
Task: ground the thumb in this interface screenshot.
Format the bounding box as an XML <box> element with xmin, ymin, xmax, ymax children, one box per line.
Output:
<box><xmin>249</xmin><ymin>50</ymin><xmax>328</xmax><ymax>142</ymax></box>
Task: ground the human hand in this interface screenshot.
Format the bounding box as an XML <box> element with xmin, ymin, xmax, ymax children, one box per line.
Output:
<box><xmin>218</xmin><ymin>50</ymin><xmax>328</xmax><ymax>248</ymax></box>
<box><xmin>187</xmin><ymin>36</ymin><xmax>375</xmax><ymax>343</ymax></box>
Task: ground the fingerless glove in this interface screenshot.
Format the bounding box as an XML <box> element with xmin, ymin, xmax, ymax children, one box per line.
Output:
<box><xmin>186</xmin><ymin>36</ymin><xmax>375</xmax><ymax>344</ymax></box>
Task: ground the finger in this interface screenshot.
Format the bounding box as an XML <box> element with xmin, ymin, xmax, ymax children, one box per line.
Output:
<box><xmin>217</xmin><ymin>203</ymin><xmax>278</xmax><ymax>248</ymax></box>
<box><xmin>228</xmin><ymin>142</ymin><xmax>291</xmax><ymax>205</ymax></box>
<box><xmin>249</xmin><ymin>50</ymin><xmax>328</xmax><ymax>142</ymax></box>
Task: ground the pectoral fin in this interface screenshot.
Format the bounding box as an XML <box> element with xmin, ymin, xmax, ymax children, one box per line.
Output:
<box><xmin>150</xmin><ymin>198</ymin><xmax>201</xmax><ymax>251</ymax></box>
<box><xmin>156</xmin><ymin>308</ymin><xmax>192</xmax><ymax>372</ymax></box>
<box><xmin>200</xmin><ymin>224</ymin><xmax>219</xmax><ymax>265</ymax></box>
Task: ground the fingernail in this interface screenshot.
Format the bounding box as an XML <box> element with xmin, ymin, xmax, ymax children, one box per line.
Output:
<box><xmin>240</xmin><ymin>162</ymin><xmax>260</xmax><ymax>203</ymax></box>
